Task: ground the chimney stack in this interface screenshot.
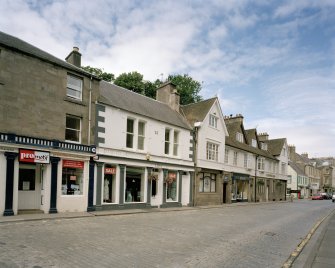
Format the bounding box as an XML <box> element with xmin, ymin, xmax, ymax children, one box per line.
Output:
<box><xmin>223</xmin><ymin>114</ymin><xmax>244</xmax><ymax>124</ymax></box>
<box><xmin>65</xmin><ymin>46</ymin><xmax>81</xmax><ymax>67</ymax></box>
<box><xmin>156</xmin><ymin>81</ymin><xmax>180</xmax><ymax>111</ymax></box>
<box><xmin>258</xmin><ymin>132</ymin><xmax>269</xmax><ymax>141</ymax></box>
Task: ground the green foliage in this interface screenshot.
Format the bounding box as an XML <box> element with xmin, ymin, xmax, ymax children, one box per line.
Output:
<box><xmin>82</xmin><ymin>66</ymin><xmax>114</xmax><ymax>82</ymax></box>
<box><xmin>144</xmin><ymin>79</ymin><xmax>161</xmax><ymax>99</ymax></box>
<box><xmin>114</xmin><ymin>71</ymin><xmax>145</xmax><ymax>94</ymax></box>
<box><xmin>167</xmin><ymin>74</ymin><xmax>203</xmax><ymax>105</ymax></box>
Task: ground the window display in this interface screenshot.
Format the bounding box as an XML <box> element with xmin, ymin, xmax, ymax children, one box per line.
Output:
<box><xmin>199</xmin><ymin>173</ymin><xmax>216</xmax><ymax>192</ymax></box>
<box><xmin>62</xmin><ymin>160</ymin><xmax>84</xmax><ymax>195</ymax></box>
<box><xmin>166</xmin><ymin>171</ymin><xmax>177</xmax><ymax>201</ymax></box>
<box><xmin>103</xmin><ymin>165</ymin><xmax>116</xmax><ymax>203</ymax></box>
<box><xmin>125</xmin><ymin>167</ymin><xmax>145</xmax><ymax>202</ymax></box>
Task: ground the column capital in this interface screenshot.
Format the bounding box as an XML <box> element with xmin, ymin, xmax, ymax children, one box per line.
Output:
<box><xmin>50</xmin><ymin>156</ymin><xmax>60</xmax><ymax>164</ymax></box>
<box><xmin>96</xmin><ymin>162</ymin><xmax>104</xmax><ymax>167</ymax></box>
<box><xmin>4</xmin><ymin>152</ymin><xmax>18</xmax><ymax>160</ymax></box>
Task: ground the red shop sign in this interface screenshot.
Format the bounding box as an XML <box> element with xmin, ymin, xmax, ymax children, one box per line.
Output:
<box><xmin>105</xmin><ymin>167</ymin><xmax>116</xmax><ymax>174</ymax></box>
<box><xmin>19</xmin><ymin>149</ymin><xmax>50</xmax><ymax>164</ymax></box>
<box><xmin>168</xmin><ymin>172</ymin><xmax>177</xmax><ymax>179</ymax></box>
<box><xmin>63</xmin><ymin>160</ymin><xmax>84</xmax><ymax>169</ymax></box>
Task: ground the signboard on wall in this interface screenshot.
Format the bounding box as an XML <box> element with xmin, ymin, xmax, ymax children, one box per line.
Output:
<box><xmin>105</xmin><ymin>167</ymin><xmax>116</xmax><ymax>174</ymax></box>
<box><xmin>63</xmin><ymin>160</ymin><xmax>84</xmax><ymax>169</ymax></box>
<box><xmin>19</xmin><ymin>149</ymin><xmax>50</xmax><ymax>164</ymax></box>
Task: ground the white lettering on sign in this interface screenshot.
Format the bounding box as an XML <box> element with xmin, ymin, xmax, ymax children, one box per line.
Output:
<box><xmin>19</xmin><ymin>149</ymin><xmax>50</xmax><ymax>164</ymax></box>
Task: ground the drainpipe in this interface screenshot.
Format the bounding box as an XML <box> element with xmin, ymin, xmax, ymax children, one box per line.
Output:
<box><xmin>255</xmin><ymin>155</ymin><xmax>259</xmax><ymax>202</ymax></box>
<box><xmin>193</xmin><ymin>122</ymin><xmax>201</xmax><ymax>207</ymax></box>
<box><xmin>88</xmin><ymin>76</ymin><xmax>92</xmax><ymax>145</ymax></box>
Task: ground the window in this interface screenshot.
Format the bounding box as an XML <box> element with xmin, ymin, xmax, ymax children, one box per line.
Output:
<box><xmin>125</xmin><ymin>167</ymin><xmax>145</xmax><ymax>202</ymax></box>
<box><xmin>244</xmin><ymin>153</ymin><xmax>248</xmax><ymax>168</ymax></box>
<box><xmin>137</xmin><ymin>121</ymin><xmax>145</xmax><ymax>150</ymax></box>
<box><xmin>165</xmin><ymin>128</ymin><xmax>171</xmax><ymax>154</ymax></box>
<box><xmin>126</xmin><ymin>118</ymin><xmax>134</xmax><ymax>148</ymax></box>
<box><xmin>199</xmin><ymin>173</ymin><xmax>216</xmax><ymax>192</ymax></box>
<box><xmin>18</xmin><ymin>167</ymin><xmax>36</xmax><ymax>191</ymax></box>
<box><xmin>261</xmin><ymin>142</ymin><xmax>268</xmax><ymax>150</ymax></box>
<box><xmin>65</xmin><ymin>115</ymin><xmax>81</xmax><ymax>143</ymax></box>
<box><xmin>173</xmin><ymin>130</ymin><xmax>179</xmax><ymax>156</ymax></box>
<box><xmin>281</xmin><ymin>163</ymin><xmax>286</xmax><ymax>174</ymax></box>
<box><xmin>206</xmin><ymin>142</ymin><xmax>218</xmax><ymax>161</ymax></box>
<box><xmin>257</xmin><ymin>157</ymin><xmax>265</xmax><ymax>170</ymax></box>
<box><xmin>233</xmin><ymin>151</ymin><xmax>238</xmax><ymax>166</ymax></box>
<box><xmin>209</xmin><ymin>114</ymin><xmax>218</xmax><ymax>128</ymax></box>
<box><xmin>67</xmin><ymin>74</ymin><xmax>82</xmax><ymax>100</ymax></box>
<box><xmin>236</xmin><ymin>132</ymin><xmax>243</xmax><ymax>143</ymax></box>
<box><xmin>166</xmin><ymin>171</ymin><xmax>178</xmax><ymax>201</ymax></box>
<box><xmin>224</xmin><ymin>149</ymin><xmax>229</xmax><ymax>164</ymax></box>
<box><xmin>252</xmin><ymin>139</ymin><xmax>257</xmax><ymax>147</ymax></box>
<box><xmin>62</xmin><ymin>160</ymin><xmax>84</xmax><ymax>195</ymax></box>
<box><xmin>103</xmin><ymin>165</ymin><xmax>116</xmax><ymax>203</ymax></box>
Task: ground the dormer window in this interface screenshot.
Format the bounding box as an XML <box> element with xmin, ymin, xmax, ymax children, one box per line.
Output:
<box><xmin>236</xmin><ymin>132</ymin><xmax>243</xmax><ymax>143</ymax></box>
<box><xmin>209</xmin><ymin>114</ymin><xmax>218</xmax><ymax>128</ymax></box>
<box><xmin>252</xmin><ymin>139</ymin><xmax>257</xmax><ymax>147</ymax></box>
<box><xmin>261</xmin><ymin>142</ymin><xmax>267</xmax><ymax>150</ymax></box>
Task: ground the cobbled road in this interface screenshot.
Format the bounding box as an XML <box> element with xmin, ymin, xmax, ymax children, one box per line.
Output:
<box><xmin>1</xmin><ymin>200</ymin><xmax>334</xmax><ymax>268</ymax></box>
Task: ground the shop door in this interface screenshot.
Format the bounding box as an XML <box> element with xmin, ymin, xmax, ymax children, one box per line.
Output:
<box><xmin>222</xmin><ymin>183</ymin><xmax>227</xmax><ymax>203</ymax></box>
<box><xmin>18</xmin><ymin>165</ymin><xmax>41</xmax><ymax>210</ymax></box>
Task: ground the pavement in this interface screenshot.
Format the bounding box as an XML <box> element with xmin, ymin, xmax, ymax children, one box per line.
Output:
<box><xmin>292</xmin><ymin>208</ymin><xmax>335</xmax><ymax>268</ymax></box>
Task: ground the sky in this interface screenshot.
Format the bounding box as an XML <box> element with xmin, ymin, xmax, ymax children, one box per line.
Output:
<box><xmin>1</xmin><ymin>0</ymin><xmax>334</xmax><ymax>157</ymax></box>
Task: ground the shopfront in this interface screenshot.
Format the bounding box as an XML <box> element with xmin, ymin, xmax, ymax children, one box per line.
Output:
<box><xmin>231</xmin><ymin>173</ymin><xmax>250</xmax><ymax>202</ymax></box>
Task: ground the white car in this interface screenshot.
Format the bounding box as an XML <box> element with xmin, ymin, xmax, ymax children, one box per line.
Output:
<box><xmin>332</xmin><ymin>194</ymin><xmax>335</xmax><ymax>203</ymax></box>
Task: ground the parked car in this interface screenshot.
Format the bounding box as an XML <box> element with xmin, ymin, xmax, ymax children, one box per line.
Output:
<box><xmin>320</xmin><ymin>193</ymin><xmax>331</xmax><ymax>199</ymax></box>
<box><xmin>332</xmin><ymin>194</ymin><xmax>335</xmax><ymax>203</ymax></box>
<box><xmin>312</xmin><ymin>194</ymin><xmax>323</xmax><ymax>200</ymax></box>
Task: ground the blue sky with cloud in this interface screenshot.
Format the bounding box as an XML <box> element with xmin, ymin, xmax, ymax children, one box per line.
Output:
<box><xmin>1</xmin><ymin>0</ymin><xmax>334</xmax><ymax>157</ymax></box>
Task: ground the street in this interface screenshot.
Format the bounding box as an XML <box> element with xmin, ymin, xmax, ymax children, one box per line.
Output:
<box><xmin>0</xmin><ymin>200</ymin><xmax>334</xmax><ymax>268</ymax></box>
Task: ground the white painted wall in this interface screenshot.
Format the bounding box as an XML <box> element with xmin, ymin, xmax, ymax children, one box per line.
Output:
<box><xmin>196</xmin><ymin>101</ymin><xmax>226</xmax><ymax>170</ymax></box>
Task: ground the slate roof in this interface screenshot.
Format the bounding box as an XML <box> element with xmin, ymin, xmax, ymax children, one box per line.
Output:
<box><xmin>0</xmin><ymin>31</ymin><xmax>97</xmax><ymax>78</ymax></box>
<box><xmin>99</xmin><ymin>81</ymin><xmax>192</xmax><ymax>130</ymax></box>
<box><xmin>245</xmin><ymin>129</ymin><xmax>258</xmax><ymax>145</ymax></box>
<box><xmin>289</xmin><ymin>161</ymin><xmax>306</xmax><ymax>176</ymax></box>
<box><xmin>265</xmin><ymin>138</ymin><xmax>286</xmax><ymax>156</ymax></box>
<box><xmin>225</xmin><ymin>121</ymin><xmax>277</xmax><ymax>160</ymax></box>
<box><xmin>180</xmin><ymin>98</ymin><xmax>217</xmax><ymax>125</ymax></box>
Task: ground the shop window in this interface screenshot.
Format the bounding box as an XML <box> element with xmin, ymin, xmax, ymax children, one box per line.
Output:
<box><xmin>199</xmin><ymin>173</ymin><xmax>216</xmax><ymax>192</ymax></box>
<box><xmin>65</xmin><ymin>115</ymin><xmax>81</xmax><ymax>143</ymax></box>
<box><xmin>166</xmin><ymin>171</ymin><xmax>177</xmax><ymax>201</ymax></box>
<box><xmin>125</xmin><ymin>167</ymin><xmax>144</xmax><ymax>202</ymax></box>
<box><xmin>67</xmin><ymin>74</ymin><xmax>82</xmax><ymax>100</ymax></box>
<box><xmin>18</xmin><ymin>168</ymin><xmax>36</xmax><ymax>191</ymax></box>
<box><xmin>62</xmin><ymin>160</ymin><xmax>84</xmax><ymax>195</ymax></box>
<box><xmin>103</xmin><ymin>165</ymin><xmax>116</xmax><ymax>203</ymax></box>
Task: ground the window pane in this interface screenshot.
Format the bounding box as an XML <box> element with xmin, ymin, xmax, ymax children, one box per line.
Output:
<box><xmin>66</xmin><ymin>116</ymin><xmax>80</xmax><ymax>130</ymax></box>
<box><xmin>67</xmin><ymin>75</ymin><xmax>82</xmax><ymax>100</ymax></box>
<box><xmin>65</xmin><ymin>129</ymin><xmax>80</xmax><ymax>142</ymax></box>
<box><xmin>165</xmin><ymin>129</ymin><xmax>170</xmax><ymax>141</ymax></box>
<box><xmin>127</xmin><ymin>119</ymin><xmax>134</xmax><ymax>133</ymax></box>
<box><xmin>204</xmin><ymin>177</ymin><xmax>211</xmax><ymax>192</ymax></box>
<box><xmin>138</xmin><ymin>122</ymin><xmax>145</xmax><ymax>135</ymax></box>
<box><xmin>62</xmin><ymin>167</ymin><xmax>83</xmax><ymax>195</ymax></box>
<box><xmin>67</xmin><ymin>88</ymin><xmax>81</xmax><ymax>99</ymax></box>
<box><xmin>138</xmin><ymin>136</ymin><xmax>144</xmax><ymax>150</ymax></box>
<box><xmin>126</xmin><ymin>133</ymin><xmax>133</xmax><ymax>148</ymax></box>
<box><xmin>211</xmin><ymin>178</ymin><xmax>216</xmax><ymax>192</ymax></box>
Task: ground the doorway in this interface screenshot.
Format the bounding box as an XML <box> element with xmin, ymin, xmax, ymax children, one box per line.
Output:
<box><xmin>222</xmin><ymin>183</ymin><xmax>227</xmax><ymax>203</ymax></box>
<box><xmin>18</xmin><ymin>164</ymin><xmax>41</xmax><ymax>210</ymax></box>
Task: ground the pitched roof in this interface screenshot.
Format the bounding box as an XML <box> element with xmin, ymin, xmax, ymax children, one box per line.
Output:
<box><xmin>0</xmin><ymin>31</ymin><xmax>97</xmax><ymax>78</ymax></box>
<box><xmin>99</xmin><ymin>81</ymin><xmax>192</xmax><ymax>130</ymax></box>
<box><xmin>180</xmin><ymin>98</ymin><xmax>217</xmax><ymax>125</ymax></box>
<box><xmin>225</xmin><ymin>121</ymin><xmax>276</xmax><ymax>160</ymax></box>
<box><xmin>289</xmin><ymin>161</ymin><xmax>306</xmax><ymax>176</ymax></box>
<box><xmin>265</xmin><ymin>138</ymin><xmax>286</xmax><ymax>156</ymax></box>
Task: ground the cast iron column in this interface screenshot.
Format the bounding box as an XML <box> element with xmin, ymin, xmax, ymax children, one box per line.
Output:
<box><xmin>87</xmin><ymin>158</ymin><xmax>95</xmax><ymax>212</ymax></box>
<box><xmin>49</xmin><ymin>157</ymin><xmax>60</xmax><ymax>214</ymax></box>
<box><xmin>146</xmin><ymin>167</ymin><xmax>152</xmax><ymax>207</ymax></box>
<box><xmin>95</xmin><ymin>162</ymin><xmax>104</xmax><ymax>211</ymax></box>
<box><xmin>119</xmin><ymin>165</ymin><xmax>125</xmax><ymax>207</ymax></box>
<box><xmin>3</xmin><ymin>152</ymin><xmax>18</xmax><ymax>216</ymax></box>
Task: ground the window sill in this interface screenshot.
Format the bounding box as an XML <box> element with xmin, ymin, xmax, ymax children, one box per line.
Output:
<box><xmin>64</xmin><ymin>97</ymin><xmax>86</xmax><ymax>106</ymax></box>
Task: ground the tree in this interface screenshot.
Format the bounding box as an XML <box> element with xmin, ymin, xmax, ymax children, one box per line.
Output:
<box><xmin>144</xmin><ymin>79</ymin><xmax>161</xmax><ymax>99</ymax></box>
<box><xmin>81</xmin><ymin>66</ymin><xmax>114</xmax><ymax>82</ymax></box>
<box><xmin>114</xmin><ymin>71</ymin><xmax>145</xmax><ymax>94</ymax></box>
<box><xmin>167</xmin><ymin>74</ymin><xmax>202</xmax><ymax>105</ymax></box>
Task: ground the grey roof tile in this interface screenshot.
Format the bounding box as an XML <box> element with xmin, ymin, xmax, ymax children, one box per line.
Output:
<box><xmin>99</xmin><ymin>81</ymin><xmax>192</xmax><ymax>130</ymax></box>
